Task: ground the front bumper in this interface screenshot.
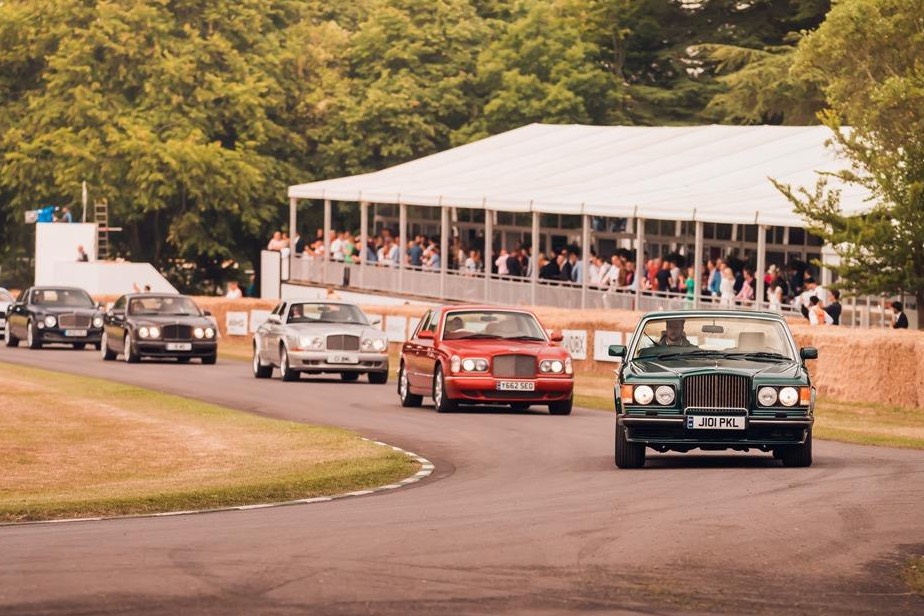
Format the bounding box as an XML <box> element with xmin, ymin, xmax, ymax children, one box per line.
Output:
<box><xmin>135</xmin><ymin>340</ymin><xmax>217</xmax><ymax>357</ymax></box>
<box><xmin>289</xmin><ymin>350</ymin><xmax>389</xmax><ymax>373</ymax></box>
<box><xmin>445</xmin><ymin>375</ymin><xmax>573</xmax><ymax>403</ymax></box>
<box><xmin>619</xmin><ymin>415</ymin><xmax>813</xmax><ymax>446</ymax></box>
<box><xmin>36</xmin><ymin>326</ymin><xmax>102</xmax><ymax>344</ymax></box>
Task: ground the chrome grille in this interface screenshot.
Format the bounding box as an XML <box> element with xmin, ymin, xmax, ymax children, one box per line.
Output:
<box><xmin>683</xmin><ymin>374</ymin><xmax>749</xmax><ymax>410</ymax></box>
<box><xmin>492</xmin><ymin>355</ymin><xmax>535</xmax><ymax>378</ymax></box>
<box><xmin>327</xmin><ymin>334</ymin><xmax>360</xmax><ymax>351</ymax></box>
<box><xmin>161</xmin><ymin>324</ymin><xmax>193</xmax><ymax>340</ymax></box>
<box><xmin>58</xmin><ymin>314</ymin><xmax>91</xmax><ymax>328</ymax></box>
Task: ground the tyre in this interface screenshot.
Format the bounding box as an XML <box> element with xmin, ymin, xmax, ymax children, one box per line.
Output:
<box><xmin>398</xmin><ymin>362</ymin><xmax>423</xmax><ymax>407</ymax></box>
<box><xmin>614</xmin><ymin>423</ymin><xmax>646</xmax><ymax>469</ymax></box>
<box><xmin>367</xmin><ymin>371</ymin><xmax>388</xmax><ymax>385</ymax></box>
<box><xmin>549</xmin><ymin>397</ymin><xmax>573</xmax><ymax>416</ymax></box>
<box><xmin>279</xmin><ymin>346</ymin><xmax>299</xmax><ymax>381</ymax></box>
<box><xmin>4</xmin><ymin>325</ymin><xmax>19</xmax><ymax>348</ymax></box>
<box><xmin>510</xmin><ymin>402</ymin><xmax>531</xmax><ymax>411</ymax></box>
<box><xmin>100</xmin><ymin>332</ymin><xmax>116</xmax><ymax>361</ymax></box>
<box><xmin>123</xmin><ymin>334</ymin><xmax>140</xmax><ymax>363</ymax></box>
<box><xmin>177</xmin><ymin>357</ymin><xmax>191</xmax><ymax>364</ymax></box>
<box><xmin>201</xmin><ymin>353</ymin><xmax>217</xmax><ymax>365</ymax></box>
<box><xmin>72</xmin><ymin>343</ymin><xmax>86</xmax><ymax>350</ymax></box>
<box><xmin>340</xmin><ymin>372</ymin><xmax>360</xmax><ymax>382</ymax></box>
<box><xmin>26</xmin><ymin>320</ymin><xmax>41</xmax><ymax>350</ymax></box>
<box><xmin>93</xmin><ymin>342</ymin><xmax>101</xmax><ymax>351</ymax></box>
<box><xmin>252</xmin><ymin>344</ymin><xmax>272</xmax><ymax>378</ymax></box>
<box><xmin>433</xmin><ymin>365</ymin><xmax>457</xmax><ymax>413</ymax></box>
<box><xmin>780</xmin><ymin>430</ymin><xmax>813</xmax><ymax>467</ymax></box>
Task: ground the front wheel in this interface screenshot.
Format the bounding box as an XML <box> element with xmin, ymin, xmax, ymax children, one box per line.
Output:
<box><xmin>340</xmin><ymin>372</ymin><xmax>360</xmax><ymax>382</ymax></box>
<box><xmin>368</xmin><ymin>371</ymin><xmax>388</xmax><ymax>385</ymax></box>
<box><xmin>72</xmin><ymin>342</ymin><xmax>86</xmax><ymax>350</ymax></box>
<box><xmin>615</xmin><ymin>423</ymin><xmax>646</xmax><ymax>469</ymax></box>
<box><xmin>26</xmin><ymin>320</ymin><xmax>41</xmax><ymax>350</ymax></box>
<box><xmin>398</xmin><ymin>363</ymin><xmax>423</xmax><ymax>407</ymax></box>
<box><xmin>433</xmin><ymin>366</ymin><xmax>457</xmax><ymax>413</ymax></box>
<box><xmin>123</xmin><ymin>334</ymin><xmax>140</xmax><ymax>363</ymax></box>
<box><xmin>549</xmin><ymin>397</ymin><xmax>573</xmax><ymax>416</ymax></box>
<box><xmin>253</xmin><ymin>344</ymin><xmax>272</xmax><ymax>378</ymax></box>
<box><xmin>201</xmin><ymin>353</ymin><xmax>217</xmax><ymax>365</ymax></box>
<box><xmin>279</xmin><ymin>346</ymin><xmax>299</xmax><ymax>381</ymax></box>
<box><xmin>100</xmin><ymin>332</ymin><xmax>116</xmax><ymax>361</ymax></box>
<box><xmin>4</xmin><ymin>324</ymin><xmax>19</xmax><ymax>348</ymax></box>
<box><xmin>780</xmin><ymin>430</ymin><xmax>813</xmax><ymax>467</ymax></box>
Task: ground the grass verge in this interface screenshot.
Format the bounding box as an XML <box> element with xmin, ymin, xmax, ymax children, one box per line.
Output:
<box><xmin>0</xmin><ymin>362</ymin><xmax>418</xmax><ymax>523</ymax></box>
<box><xmin>220</xmin><ymin>337</ymin><xmax>924</xmax><ymax>451</ymax></box>
<box><xmin>903</xmin><ymin>556</ymin><xmax>924</xmax><ymax>596</ymax></box>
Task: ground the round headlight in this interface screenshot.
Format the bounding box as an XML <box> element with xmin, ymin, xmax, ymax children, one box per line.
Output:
<box><xmin>758</xmin><ymin>387</ymin><xmax>778</xmax><ymax>407</ymax></box>
<box><xmin>539</xmin><ymin>360</ymin><xmax>551</xmax><ymax>373</ymax></box>
<box><xmin>44</xmin><ymin>315</ymin><xmax>56</xmax><ymax>328</ymax></box>
<box><xmin>475</xmin><ymin>359</ymin><xmax>489</xmax><ymax>371</ymax></box>
<box><xmin>193</xmin><ymin>327</ymin><xmax>205</xmax><ymax>339</ymax></box>
<box><xmin>92</xmin><ymin>316</ymin><xmax>103</xmax><ymax>328</ymax></box>
<box><xmin>299</xmin><ymin>336</ymin><xmax>313</xmax><ymax>348</ymax></box>
<box><xmin>139</xmin><ymin>327</ymin><xmax>150</xmax><ymax>339</ymax></box>
<box><xmin>205</xmin><ymin>327</ymin><xmax>215</xmax><ymax>339</ymax></box>
<box><xmin>462</xmin><ymin>358</ymin><xmax>476</xmax><ymax>371</ymax></box>
<box><xmin>634</xmin><ymin>385</ymin><xmax>654</xmax><ymax>405</ymax></box>
<box><xmin>372</xmin><ymin>338</ymin><xmax>386</xmax><ymax>351</ymax></box>
<box><xmin>550</xmin><ymin>360</ymin><xmax>563</xmax><ymax>373</ymax></box>
<box><xmin>655</xmin><ymin>385</ymin><xmax>675</xmax><ymax>406</ymax></box>
<box><xmin>779</xmin><ymin>387</ymin><xmax>799</xmax><ymax>407</ymax></box>
<box><xmin>149</xmin><ymin>326</ymin><xmax>161</xmax><ymax>339</ymax></box>
<box><xmin>310</xmin><ymin>336</ymin><xmax>323</xmax><ymax>350</ymax></box>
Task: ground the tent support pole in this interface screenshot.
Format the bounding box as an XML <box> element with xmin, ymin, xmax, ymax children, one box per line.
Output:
<box><xmin>635</xmin><ymin>218</ymin><xmax>644</xmax><ymax>312</ymax></box>
<box><xmin>323</xmin><ymin>199</ymin><xmax>332</xmax><ymax>285</ymax></box>
<box><xmin>399</xmin><ymin>204</ymin><xmax>407</xmax><ymax>294</ymax></box>
<box><xmin>288</xmin><ymin>197</ymin><xmax>297</xmax><ymax>285</ymax></box>
<box><xmin>581</xmin><ymin>214</ymin><xmax>590</xmax><ymax>309</ymax></box>
<box><xmin>483</xmin><ymin>209</ymin><xmax>493</xmax><ymax>303</ymax></box>
<box><xmin>359</xmin><ymin>201</ymin><xmax>368</xmax><ymax>289</ymax></box>
<box><xmin>693</xmin><ymin>220</ymin><xmax>703</xmax><ymax>310</ymax></box>
<box><xmin>530</xmin><ymin>211</ymin><xmax>539</xmax><ymax>306</ymax></box>
<box><xmin>440</xmin><ymin>205</ymin><xmax>449</xmax><ymax>298</ymax></box>
<box><xmin>756</xmin><ymin>224</ymin><xmax>767</xmax><ymax>311</ymax></box>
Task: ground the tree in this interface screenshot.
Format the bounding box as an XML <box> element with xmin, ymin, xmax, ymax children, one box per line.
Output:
<box><xmin>773</xmin><ymin>0</ymin><xmax>924</xmax><ymax>326</ymax></box>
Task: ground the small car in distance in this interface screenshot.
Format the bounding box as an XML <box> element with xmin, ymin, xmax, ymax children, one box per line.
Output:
<box><xmin>100</xmin><ymin>293</ymin><xmax>218</xmax><ymax>364</ymax></box>
<box><xmin>4</xmin><ymin>286</ymin><xmax>104</xmax><ymax>350</ymax></box>
<box><xmin>610</xmin><ymin>310</ymin><xmax>817</xmax><ymax>469</ymax></box>
<box><xmin>252</xmin><ymin>300</ymin><xmax>389</xmax><ymax>383</ymax></box>
<box><xmin>399</xmin><ymin>306</ymin><xmax>574</xmax><ymax>414</ymax></box>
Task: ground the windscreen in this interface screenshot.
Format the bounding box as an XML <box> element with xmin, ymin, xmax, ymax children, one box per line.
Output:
<box><xmin>128</xmin><ymin>296</ymin><xmax>201</xmax><ymax>316</ymax></box>
<box><xmin>288</xmin><ymin>303</ymin><xmax>368</xmax><ymax>325</ymax></box>
<box><xmin>632</xmin><ymin>316</ymin><xmax>795</xmax><ymax>360</ymax></box>
<box><xmin>30</xmin><ymin>289</ymin><xmax>95</xmax><ymax>308</ymax></box>
<box><xmin>442</xmin><ymin>310</ymin><xmax>546</xmax><ymax>341</ymax></box>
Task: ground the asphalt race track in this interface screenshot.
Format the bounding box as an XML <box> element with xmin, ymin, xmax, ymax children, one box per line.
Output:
<box><xmin>1</xmin><ymin>347</ymin><xmax>922</xmax><ymax>616</ymax></box>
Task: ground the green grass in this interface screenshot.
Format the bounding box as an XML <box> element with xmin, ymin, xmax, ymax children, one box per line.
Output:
<box><xmin>903</xmin><ymin>556</ymin><xmax>924</xmax><ymax>596</ymax></box>
<box><xmin>0</xmin><ymin>362</ymin><xmax>418</xmax><ymax>523</ymax></box>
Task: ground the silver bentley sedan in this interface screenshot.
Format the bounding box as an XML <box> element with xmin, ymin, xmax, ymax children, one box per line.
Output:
<box><xmin>252</xmin><ymin>300</ymin><xmax>389</xmax><ymax>383</ymax></box>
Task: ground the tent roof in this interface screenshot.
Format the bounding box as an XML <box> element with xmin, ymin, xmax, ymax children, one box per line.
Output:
<box><xmin>288</xmin><ymin>123</ymin><xmax>871</xmax><ymax>226</ymax></box>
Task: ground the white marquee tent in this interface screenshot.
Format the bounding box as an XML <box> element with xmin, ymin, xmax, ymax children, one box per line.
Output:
<box><xmin>288</xmin><ymin>123</ymin><xmax>870</xmax><ymax>226</ymax></box>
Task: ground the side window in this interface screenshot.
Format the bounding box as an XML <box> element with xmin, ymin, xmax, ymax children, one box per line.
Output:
<box><xmin>114</xmin><ymin>296</ymin><xmax>126</xmax><ymax>311</ymax></box>
<box><xmin>16</xmin><ymin>289</ymin><xmax>27</xmax><ymax>303</ymax></box>
<box><xmin>425</xmin><ymin>311</ymin><xmax>439</xmax><ymax>334</ymax></box>
<box><xmin>414</xmin><ymin>311</ymin><xmax>433</xmax><ymax>338</ymax></box>
<box><xmin>271</xmin><ymin>302</ymin><xmax>287</xmax><ymax>317</ymax></box>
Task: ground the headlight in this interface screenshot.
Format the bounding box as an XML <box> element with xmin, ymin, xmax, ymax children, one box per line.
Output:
<box><xmin>450</xmin><ymin>355</ymin><xmax>461</xmax><ymax>373</ymax></box>
<box><xmin>655</xmin><ymin>385</ymin><xmax>675</xmax><ymax>406</ymax></box>
<box><xmin>148</xmin><ymin>326</ymin><xmax>161</xmax><ymax>339</ymax></box>
<box><xmin>193</xmin><ymin>327</ymin><xmax>205</xmax><ymax>339</ymax></box>
<box><xmin>139</xmin><ymin>327</ymin><xmax>150</xmax><ymax>339</ymax></box>
<box><xmin>92</xmin><ymin>316</ymin><xmax>103</xmax><ymax>328</ymax></box>
<box><xmin>299</xmin><ymin>336</ymin><xmax>324</xmax><ymax>350</ymax></box>
<box><xmin>779</xmin><ymin>387</ymin><xmax>799</xmax><ymax>407</ymax></box>
<box><xmin>205</xmin><ymin>327</ymin><xmax>215</xmax><ymax>339</ymax></box>
<box><xmin>758</xmin><ymin>387</ymin><xmax>778</xmax><ymax>406</ymax></box>
<box><xmin>540</xmin><ymin>359</ymin><xmax>562</xmax><ymax>373</ymax></box>
<box><xmin>461</xmin><ymin>358</ymin><xmax>488</xmax><ymax>372</ymax></box>
<box><xmin>361</xmin><ymin>337</ymin><xmax>387</xmax><ymax>352</ymax></box>
<box><xmin>634</xmin><ymin>385</ymin><xmax>654</xmax><ymax>405</ymax></box>
<box><xmin>44</xmin><ymin>315</ymin><xmax>56</xmax><ymax>328</ymax></box>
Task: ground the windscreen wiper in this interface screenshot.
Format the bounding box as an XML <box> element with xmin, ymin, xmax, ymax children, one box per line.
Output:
<box><xmin>655</xmin><ymin>349</ymin><xmax>725</xmax><ymax>360</ymax></box>
<box><xmin>504</xmin><ymin>335</ymin><xmax>545</xmax><ymax>341</ymax></box>
<box><xmin>724</xmin><ymin>352</ymin><xmax>791</xmax><ymax>362</ymax></box>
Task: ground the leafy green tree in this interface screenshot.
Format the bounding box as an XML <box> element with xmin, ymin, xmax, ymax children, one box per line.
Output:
<box><xmin>773</xmin><ymin>0</ymin><xmax>924</xmax><ymax>325</ymax></box>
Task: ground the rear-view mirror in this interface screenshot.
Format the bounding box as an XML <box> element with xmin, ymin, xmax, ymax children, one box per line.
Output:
<box><xmin>418</xmin><ymin>329</ymin><xmax>435</xmax><ymax>340</ymax></box>
<box><xmin>800</xmin><ymin>347</ymin><xmax>818</xmax><ymax>360</ymax></box>
<box><xmin>608</xmin><ymin>344</ymin><xmax>627</xmax><ymax>358</ymax></box>
<box><xmin>702</xmin><ymin>324</ymin><xmax>724</xmax><ymax>334</ymax></box>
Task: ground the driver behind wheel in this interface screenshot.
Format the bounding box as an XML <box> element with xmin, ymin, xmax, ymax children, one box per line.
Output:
<box><xmin>657</xmin><ymin>319</ymin><xmax>695</xmax><ymax>347</ymax></box>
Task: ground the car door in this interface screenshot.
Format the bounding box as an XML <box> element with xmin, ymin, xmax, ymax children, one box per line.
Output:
<box><xmin>8</xmin><ymin>289</ymin><xmax>29</xmax><ymax>337</ymax></box>
<box><xmin>106</xmin><ymin>296</ymin><xmax>128</xmax><ymax>347</ymax></box>
<box><xmin>404</xmin><ymin>310</ymin><xmax>431</xmax><ymax>389</ymax></box>
<box><xmin>409</xmin><ymin>311</ymin><xmax>439</xmax><ymax>391</ymax></box>
<box><xmin>259</xmin><ymin>302</ymin><xmax>286</xmax><ymax>363</ymax></box>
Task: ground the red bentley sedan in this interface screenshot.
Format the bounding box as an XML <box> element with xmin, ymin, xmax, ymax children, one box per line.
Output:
<box><xmin>398</xmin><ymin>306</ymin><xmax>574</xmax><ymax>414</ymax></box>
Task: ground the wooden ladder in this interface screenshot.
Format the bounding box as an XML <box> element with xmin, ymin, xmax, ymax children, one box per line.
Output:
<box><xmin>95</xmin><ymin>199</ymin><xmax>110</xmax><ymax>259</ymax></box>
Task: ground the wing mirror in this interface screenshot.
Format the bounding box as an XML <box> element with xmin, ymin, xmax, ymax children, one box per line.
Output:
<box><xmin>608</xmin><ymin>344</ymin><xmax>627</xmax><ymax>358</ymax></box>
<box><xmin>203</xmin><ymin>310</ymin><xmax>212</xmax><ymax>316</ymax></box>
<box><xmin>800</xmin><ymin>347</ymin><xmax>818</xmax><ymax>360</ymax></box>
<box><xmin>266</xmin><ymin>314</ymin><xmax>281</xmax><ymax>324</ymax></box>
<box><xmin>370</xmin><ymin>317</ymin><xmax>382</xmax><ymax>326</ymax></box>
<box><xmin>549</xmin><ymin>329</ymin><xmax>564</xmax><ymax>342</ymax></box>
<box><xmin>418</xmin><ymin>329</ymin><xmax>435</xmax><ymax>340</ymax></box>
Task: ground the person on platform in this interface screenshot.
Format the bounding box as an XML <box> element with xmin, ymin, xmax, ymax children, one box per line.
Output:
<box><xmin>76</xmin><ymin>245</ymin><xmax>89</xmax><ymax>262</ymax></box>
<box><xmin>225</xmin><ymin>280</ymin><xmax>243</xmax><ymax>299</ymax></box>
<box><xmin>892</xmin><ymin>301</ymin><xmax>909</xmax><ymax>329</ymax></box>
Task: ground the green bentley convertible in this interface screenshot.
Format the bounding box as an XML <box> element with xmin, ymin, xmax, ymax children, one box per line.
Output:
<box><xmin>609</xmin><ymin>311</ymin><xmax>817</xmax><ymax>469</ymax></box>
